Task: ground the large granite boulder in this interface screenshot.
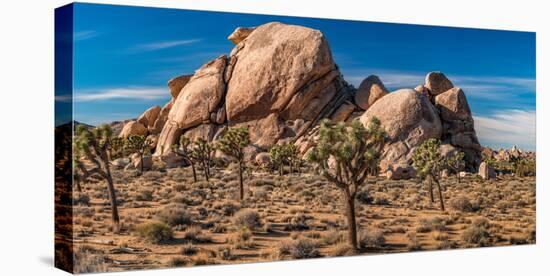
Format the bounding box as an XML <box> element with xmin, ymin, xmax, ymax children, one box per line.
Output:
<box><xmin>354</xmin><ymin>75</ymin><xmax>388</xmax><ymax>110</ymax></box>
<box><xmin>360</xmin><ymin>89</ymin><xmax>442</xmax><ymax>171</ymax></box>
<box><xmin>227</xmin><ymin>27</ymin><xmax>256</xmax><ymax>44</ymax></box>
<box><xmin>435</xmin><ymin>87</ymin><xmax>481</xmax><ymax>170</ymax></box>
<box><xmin>137</xmin><ymin>105</ymin><xmax>161</xmax><ymax>129</ymax></box>
<box><xmin>119</xmin><ymin>120</ymin><xmax>148</xmax><ymax>139</ymax></box>
<box><xmin>155</xmin><ymin>56</ymin><xmax>227</xmax><ymax>155</ymax></box>
<box><xmin>425</xmin><ymin>71</ymin><xmax>454</xmax><ymax>95</ymax></box>
<box><xmin>225</xmin><ymin>22</ymin><xmax>338</xmax><ymax>123</ymax></box>
<box><xmin>167</xmin><ymin>74</ymin><xmax>192</xmax><ymax>99</ymax></box>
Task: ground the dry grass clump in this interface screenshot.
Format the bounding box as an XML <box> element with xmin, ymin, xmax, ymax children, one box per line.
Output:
<box><xmin>73</xmin><ymin>246</ymin><xmax>108</xmax><ymax>273</ymax></box>
<box><xmin>462</xmin><ymin>218</ymin><xmax>492</xmax><ymax>246</ymax></box>
<box><xmin>183</xmin><ymin>226</ymin><xmax>212</xmax><ymax>243</ymax></box>
<box><xmin>359</xmin><ymin>229</ymin><xmax>386</xmax><ymax>249</ymax></box>
<box><xmin>134</xmin><ymin>221</ymin><xmax>173</xmax><ymax>244</ymax></box>
<box><xmin>232</xmin><ymin>226</ymin><xmax>256</xmax><ymax>249</ymax></box>
<box><xmin>284</xmin><ymin>213</ymin><xmax>311</xmax><ymax>231</ymax></box>
<box><xmin>167</xmin><ymin>257</ymin><xmax>189</xmax><ymax>267</ymax></box>
<box><xmin>321</xmin><ymin>229</ymin><xmax>344</xmax><ymax>246</ymax></box>
<box><xmin>232</xmin><ymin>209</ymin><xmax>262</xmax><ymax>230</ymax></box>
<box><xmin>155</xmin><ymin>203</ymin><xmax>194</xmax><ymax>227</ymax></box>
<box><xmin>135</xmin><ymin>189</ymin><xmax>154</xmax><ymax>201</ymax></box>
<box><xmin>449</xmin><ymin>196</ymin><xmax>479</xmax><ymax>212</ymax></box>
<box><xmin>180</xmin><ymin>243</ymin><xmax>199</xmax><ymax>256</ymax></box>
<box><xmin>277</xmin><ymin>238</ymin><xmax>321</xmax><ymax>259</ymax></box>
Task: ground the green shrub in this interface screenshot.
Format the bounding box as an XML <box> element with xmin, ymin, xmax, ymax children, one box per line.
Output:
<box><xmin>134</xmin><ymin>221</ymin><xmax>173</xmax><ymax>244</ymax></box>
<box><xmin>155</xmin><ymin>204</ymin><xmax>194</xmax><ymax>227</ymax></box>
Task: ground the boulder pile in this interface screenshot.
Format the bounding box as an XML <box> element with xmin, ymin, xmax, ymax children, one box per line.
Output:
<box><xmin>120</xmin><ymin>21</ymin><xmax>483</xmax><ymax>179</ymax></box>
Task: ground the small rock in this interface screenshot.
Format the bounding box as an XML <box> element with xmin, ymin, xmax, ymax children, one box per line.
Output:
<box><xmin>478</xmin><ymin>161</ymin><xmax>496</xmax><ymax>180</ymax></box>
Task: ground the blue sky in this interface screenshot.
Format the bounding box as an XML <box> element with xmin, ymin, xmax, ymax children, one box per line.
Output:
<box><xmin>66</xmin><ymin>3</ymin><xmax>536</xmax><ymax>150</ymax></box>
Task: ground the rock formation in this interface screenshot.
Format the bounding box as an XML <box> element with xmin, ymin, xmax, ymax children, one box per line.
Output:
<box><xmin>360</xmin><ymin>89</ymin><xmax>442</xmax><ymax>172</ymax></box>
<box><xmin>120</xmin><ymin>21</ymin><xmax>483</xmax><ymax>179</ymax></box>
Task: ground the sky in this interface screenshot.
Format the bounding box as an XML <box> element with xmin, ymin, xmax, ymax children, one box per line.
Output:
<box><xmin>63</xmin><ymin>3</ymin><xmax>536</xmax><ymax>150</ymax></box>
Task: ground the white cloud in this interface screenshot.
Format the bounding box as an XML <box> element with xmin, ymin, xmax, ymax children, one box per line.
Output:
<box><xmin>133</xmin><ymin>39</ymin><xmax>202</xmax><ymax>52</ymax></box>
<box><xmin>74</xmin><ymin>30</ymin><xmax>100</xmax><ymax>41</ymax></box>
<box><xmin>74</xmin><ymin>87</ymin><xmax>168</xmax><ymax>102</ymax></box>
<box><xmin>474</xmin><ymin>109</ymin><xmax>536</xmax><ymax>151</ymax></box>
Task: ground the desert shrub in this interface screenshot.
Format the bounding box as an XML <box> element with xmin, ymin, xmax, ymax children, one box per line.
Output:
<box><xmin>406</xmin><ymin>232</ymin><xmax>422</xmax><ymax>251</ymax></box>
<box><xmin>192</xmin><ymin>251</ymin><xmax>217</xmax><ymax>266</ymax></box>
<box><xmin>183</xmin><ymin>226</ymin><xmax>211</xmax><ymax>243</ymax></box>
<box><xmin>330</xmin><ymin>243</ymin><xmax>354</xmax><ymax>256</ymax></box>
<box><xmin>232</xmin><ymin>226</ymin><xmax>255</xmax><ymax>249</ymax></box>
<box><xmin>264</xmin><ymin>222</ymin><xmax>274</xmax><ymax>233</ymax></box>
<box><xmin>174</xmin><ymin>184</ymin><xmax>186</xmax><ymax>192</ymax></box>
<box><xmin>462</xmin><ymin>218</ymin><xmax>492</xmax><ymax>246</ymax></box>
<box><xmin>217</xmin><ymin>247</ymin><xmax>235</xmax><ymax>260</ymax></box>
<box><xmin>219</xmin><ymin>202</ymin><xmax>240</xmax><ymax>216</ymax></box>
<box><xmin>321</xmin><ymin>229</ymin><xmax>344</xmax><ymax>246</ymax></box>
<box><xmin>180</xmin><ymin>244</ymin><xmax>198</xmax><ymax>256</ymax></box>
<box><xmin>167</xmin><ymin>257</ymin><xmax>188</xmax><ymax>267</ymax></box>
<box><xmin>74</xmin><ymin>193</ymin><xmax>90</xmax><ymax>206</ymax></box>
<box><xmin>284</xmin><ymin>213</ymin><xmax>310</xmax><ymax>231</ymax></box>
<box><xmin>356</xmin><ymin>189</ymin><xmax>373</xmax><ymax>204</ymax></box>
<box><xmin>290</xmin><ymin>239</ymin><xmax>321</xmax><ymax>259</ymax></box>
<box><xmin>135</xmin><ymin>189</ymin><xmax>154</xmax><ymax>201</ymax></box>
<box><xmin>253</xmin><ymin>187</ymin><xmax>269</xmax><ymax>199</ymax></box>
<box><xmin>155</xmin><ymin>204</ymin><xmax>194</xmax><ymax>227</ymax></box>
<box><xmin>74</xmin><ymin>246</ymin><xmax>108</xmax><ymax>273</ymax></box>
<box><xmin>359</xmin><ymin>229</ymin><xmax>386</xmax><ymax>249</ymax></box>
<box><xmin>416</xmin><ymin>217</ymin><xmax>450</xmax><ymax>233</ymax></box>
<box><xmin>134</xmin><ymin>222</ymin><xmax>173</xmax><ymax>244</ymax></box>
<box><xmin>232</xmin><ymin>209</ymin><xmax>262</xmax><ymax>230</ymax></box>
<box><xmin>449</xmin><ymin>196</ymin><xmax>473</xmax><ymax>212</ymax></box>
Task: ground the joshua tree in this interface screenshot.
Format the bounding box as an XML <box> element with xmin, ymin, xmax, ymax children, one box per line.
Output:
<box><xmin>446</xmin><ymin>151</ymin><xmax>465</xmax><ymax>183</ymax></box>
<box><xmin>172</xmin><ymin>136</ymin><xmax>197</xmax><ymax>182</ymax></box>
<box><xmin>124</xmin><ymin>134</ymin><xmax>152</xmax><ymax>174</ymax></box>
<box><xmin>285</xmin><ymin>144</ymin><xmax>300</xmax><ymax>174</ymax></box>
<box><xmin>308</xmin><ymin>118</ymin><xmax>386</xmax><ymax>251</ymax></box>
<box><xmin>110</xmin><ymin>137</ymin><xmax>125</xmax><ymax>160</ymax></box>
<box><xmin>269</xmin><ymin>144</ymin><xmax>287</xmax><ymax>176</ymax></box>
<box><xmin>74</xmin><ymin>124</ymin><xmax>120</xmax><ymax>231</ymax></box>
<box><xmin>412</xmin><ymin>138</ymin><xmax>446</xmax><ymax>211</ymax></box>
<box><xmin>192</xmin><ymin>138</ymin><xmax>214</xmax><ymax>181</ymax></box>
<box><xmin>217</xmin><ymin>127</ymin><xmax>250</xmax><ymax>201</ymax></box>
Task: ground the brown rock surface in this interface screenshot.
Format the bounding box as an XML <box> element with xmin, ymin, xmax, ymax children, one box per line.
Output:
<box><xmin>225</xmin><ymin>22</ymin><xmax>337</xmax><ymax>123</ymax></box>
<box><xmin>360</xmin><ymin>89</ymin><xmax>442</xmax><ymax>168</ymax></box>
<box><xmin>167</xmin><ymin>74</ymin><xmax>192</xmax><ymax>99</ymax></box>
<box><xmin>227</xmin><ymin>27</ymin><xmax>256</xmax><ymax>44</ymax></box>
<box><xmin>425</xmin><ymin>71</ymin><xmax>454</xmax><ymax>95</ymax></box>
<box><xmin>119</xmin><ymin>120</ymin><xmax>148</xmax><ymax>139</ymax></box>
<box><xmin>354</xmin><ymin>75</ymin><xmax>388</xmax><ymax>110</ymax></box>
<box><xmin>137</xmin><ymin>105</ymin><xmax>161</xmax><ymax>128</ymax></box>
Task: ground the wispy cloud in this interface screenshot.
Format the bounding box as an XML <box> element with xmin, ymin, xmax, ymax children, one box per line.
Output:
<box><xmin>74</xmin><ymin>30</ymin><xmax>100</xmax><ymax>41</ymax></box>
<box><xmin>342</xmin><ymin>69</ymin><xmax>535</xmax><ymax>95</ymax></box>
<box><xmin>473</xmin><ymin>109</ymin><xmax>536</xmax><ymax>151</ymax></box>
<box><xmin>132</xmin><ymin>39</ymin><xmax>203</xmax><ymax>52</ymax></box>
<box><xmin>74</xmin><ymin>87</ymin><xmax>169</xmax><ymax>102</ymax></box>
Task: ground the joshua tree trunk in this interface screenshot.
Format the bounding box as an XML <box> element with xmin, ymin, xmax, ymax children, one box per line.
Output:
<box><xmin>279</xmin><ymin>165</ymin><xmax>283</xmax><ymax>176</ymax></box>
<box><xmin>139</xmin><ymin>152</ymin><xmax>144</xmax><ymax>174</ymax></box>
<box><xmin>102</xmin><ymin>161</ymin><xmax>120</xmax><ymax>231</ymax></box>
<box><xmin>428</xmin><ymin>177</ymin><xmax>435</xmax><ymax>203</ymax></box>
<box><xmin>344</xmin><ymin>190</ymin><xmax>358</xmax><ymax>251</ymax></box>
<box><xmin>433</xmin><ymin>176</ymin><xmax>445</xmax><ymax>211</ymax></box>
<box><xmin>457</xmin><ymin>173</ymin><xmax>461</xmax><ymax>184</ymax></box>
<box><xmin>289</xmin><ymin>162</ymin><xmax>293</xmax><ymax>175</ymax></box>
<box><xmin>190</xmin><ymin>162</ymin><xmax>197</xmax><ymax>182</ymax></box>
<box><xmin>203</xmin><ymin>160</ymin><xmax>209</xmax><ymax>182</ymax></box>
<box><xmin>238</xmin><ymin>161</ymin><xmax>244</xmax><ymax>201</ymax></box>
